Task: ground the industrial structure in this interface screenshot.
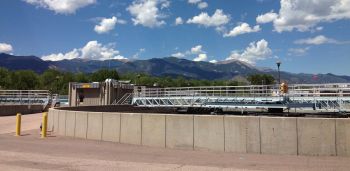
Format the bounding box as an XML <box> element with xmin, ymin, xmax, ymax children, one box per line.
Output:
<box><xmin>67</xmin><ymin>80</ymin><xmax>350</xmax><ymax>114</ymax></box>
<box><xmin>68</xmin><ymin>79</ymin><xmax>134</xmax><ymax>107</ymax></box>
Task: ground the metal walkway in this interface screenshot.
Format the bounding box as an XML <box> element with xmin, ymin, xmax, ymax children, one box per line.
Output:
<box><xmin>132</xmin><ymin>83</ymin><xmax>350</xmax><ymax>112</ymax></box>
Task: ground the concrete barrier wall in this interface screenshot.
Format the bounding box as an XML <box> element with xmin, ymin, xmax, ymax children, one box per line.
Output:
<box><xmin>48</xmin><ymin>109</ymin><xmax>54</xmax><ymax>131</ymax></box>
<box><xmin>65</xmin><ymin>111</ymin><xmax>76</xmax><ymax>137</ymax></box>
<box><xmin>102</xmin><ymin>112</ymin><xmax>120</xmax><ymax>142</ymax></box>
<box><xmin>120</xmin><ymin>113</ymin><xmax>142</xmax><ymax>145</ymax></box>
<box><xmin>53</xmin><ymin>109</ymin><xmax>59</xmax><ymax>133</ymax></box>
<box><xmin>50</xmin><ymin>109</ymin><xmax>350</xmax><ymax>157</ymax></box>
<box><xmin>75</xmin><ymin>111</ymin><xmax>88</xmax><ymax>139</ymax></box>
<box><xmin>142</xmin><ymin>114</ymin><xmax>165</xmax><ymax>148</ymax></box>
<box><xmin>298</xmin><ymin>118</ymin><xmax>336</xmax><ymax>156</ymax></box>
<box><xmin>194</xmin><ymin>115</ymin><xmax>224</xmax><ymax>152</ymax></box>
<box><xmin>58</xmin><ymin>110</ymin><xmax>66</xmax><ymax>136</ymax></box>
<box><xmin>166</xmin><ymin>114</ymin><xmax>194</xmax><ymax>150</ymax></box>
<box><xmin>336</xmin><ymin>119</ymin><xmax>350</xmax><ymax>156</ymax></box>
<box><xmin>260</xmin><ymin>117</ymin><xmax>297</xmax><ymax>155</ymax></box>
<box><xmin>87</xmin><ymin>112</ymin><xmax>103</xmax><ymax>140</ymax></box>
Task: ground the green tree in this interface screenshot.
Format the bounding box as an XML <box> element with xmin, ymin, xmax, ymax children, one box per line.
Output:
<box><xmin>247</xmin><ymin>74</ymin><xmax>275</xmax><ymax>85</ymax></box>
<box><xmin>0</xmin><ymin>67</ymin><xmax>11</xmax><ymax>89</ymax></box>
<box><xmin>90</xmin><ymin>69</ymin><xmax>119</xmax><ymax>82</ymax></box>
<box><xmin>10</xmin><ymin>70</ymin><xmax>40</xmax><ymax>90</ymax></box>
<box><xmin>75</xmin><ymin>72</ymin><xmax>90</xmax><ymax>83</ymax></box>
<box><xmin>40</xmin><ymin>69</ymin><xmax>62</xmax><ymax>93</ymax></box>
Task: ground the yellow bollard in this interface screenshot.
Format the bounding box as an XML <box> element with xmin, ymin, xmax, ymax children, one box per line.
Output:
<box><xmin>15</xmin><ymin>113</ymin><xmax>21</xmax><ymax>136</ymax></box>
<box><xmin>41</xmin><ymin>112</ymin><xmax>48</xmax><ymax>138</ymax></box>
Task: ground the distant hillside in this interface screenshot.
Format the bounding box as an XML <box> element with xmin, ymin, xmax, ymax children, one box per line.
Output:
<box><xmin>0</xmin><ymin>53</ymin><xmax>49</xmax><ymax>73</ymax></box>
<box><xmin>1</xmin><ymin>53</ymin><xmax>350</xmax><ymax>84</ymax></box>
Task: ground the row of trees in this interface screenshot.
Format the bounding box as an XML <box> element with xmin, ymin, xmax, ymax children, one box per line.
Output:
<box><xmin>0</xmin><ymin>67</ymin><xmax>275</xmax><ymax>94</ymax></box>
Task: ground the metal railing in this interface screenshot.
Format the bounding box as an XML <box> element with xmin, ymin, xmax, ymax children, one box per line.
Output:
<box><xmin>134</xmin><ymin>84</ymin><xmax>350</xmax><ymax>98</ymax></box>
<box><xmin>132</xmin><ymin>83</ymin><xmax>350</xmax><ymax>111</ymax></box>
<box><xmin>0</xmin><ymin>90</ymin><xmax>51</xmax><ymax>105</ymax></box>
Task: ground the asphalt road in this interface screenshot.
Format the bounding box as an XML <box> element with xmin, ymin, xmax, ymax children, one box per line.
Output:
<box><xmin>1</xmin><ymin>113</ymin><xmax>350</xmax><ymax>170</ymax></box>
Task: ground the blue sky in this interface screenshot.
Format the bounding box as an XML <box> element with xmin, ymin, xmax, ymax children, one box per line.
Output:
<box><xmin>0</xmin><ymin>0</ymin><xmax>350</xmax><ymax>75</ymax></box>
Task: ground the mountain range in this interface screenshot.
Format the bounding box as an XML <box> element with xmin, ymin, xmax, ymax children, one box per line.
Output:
<box><xmin>1</xmin><ymin>53</ymin><xmax>350</xmax><ymax>84</ymax></box>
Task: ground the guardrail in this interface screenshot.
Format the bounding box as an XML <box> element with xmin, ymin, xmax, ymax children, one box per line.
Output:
<box><xmin>0</xmin><ymin>90</ymin><xmax>51</xmax><ymax>105</ymax></box>
<box><xmin>134</xmin><ymin>83</ymin><xmax>350</xmax><ymax>98</ymax></box>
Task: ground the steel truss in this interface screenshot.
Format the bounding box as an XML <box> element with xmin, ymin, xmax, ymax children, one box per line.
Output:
<box><xmin>132</xmin><ymin>83</ymin><xmax>350</xmax><ymax>112</ymax></box>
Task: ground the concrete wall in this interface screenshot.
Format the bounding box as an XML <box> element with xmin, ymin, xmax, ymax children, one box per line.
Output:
<box><xmin>102</xmin><ymin>112</ymin><xmax>120</xmax><ymax>142</ymax></box>
<box><xmin>120</xmin><ymin>113</ymin><xmax>142</xmax><ymax>145</ymax></box>
<box><xmin>49</xmin><ymin>109</ymin><xmax>350</xmax><ymax>157</ymax></box>
<box><xmin>87</xmin><ymin>112</ymin><xmax>103</xmax><ymax>140</ymax></box>
<box><xmin>336</xmin><ymin>119</ymin><xmax>350</xmax><ymax>156</ymax></box>
<box><xmin>0</xmin><ymin>105</ymin><xmax>44</xmax><ymax>116</ymax></box>
<box><xmin>298</xmin><ymin>118</ymin><xmax>336</xmax><ymax>156</ymax></box>
<box><xmin>65</xmin><ymin>111</ymin><xmax>76</xmax><ymax>137</ymax></box>
<box><xmin>260</xmin><ymin>117</ymin><xmax>297</xmax><ymax>155</ymax></box>
<box><xmin>58</xmin><ymin>110</ymin><xmax>66</xmax><ymax>136</ymax></box>
<box><xmin>142</xmin><ymin>114</ymin><xmax>165</xmax><ymax>148</ymax></box>
<box><xmin>75</xmin><ymin>111</ymin><xmax>88</xmax><ymax>139</ymax></box>
<box><xmin>166</xmin><ymin>115</ymin><xmax>194</xmax><ymax>150</ymax></box>
<box><xmin>194</xmin><ymin>115</ymin><xmax>224</xmax><ymax>152</ymax></box>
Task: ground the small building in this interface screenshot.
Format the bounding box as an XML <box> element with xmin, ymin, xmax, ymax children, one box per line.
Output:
<box><xmin>68</xmin><ymin>79</ymin><xmax>134</xmax><ymax>106</ymax></box>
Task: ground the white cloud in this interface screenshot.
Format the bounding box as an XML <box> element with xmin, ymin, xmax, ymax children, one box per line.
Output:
<box><xmin>191</xmin><ymin>45</ymin><xmax>204</xmax><ymax>54</ymax></box>
<box><xmin>197</xmin><ymin>2</ymin><xmax>208</xmax><ymax>9</ymax></box>
<box><xmin>257</xmin><ymin>0</ymin><xmax>350</xmax><ymax>32</ymax></box>
<box><xmin>171</xmin><ymin>52</ymin><xmax>185</xmax><ymax>58</ymax></box>
<box><xmin>0</xmin><ymin>43</ymin><xmax>13</xmax><ymax>53</ymax></box>
<box><xmin>225</xmin><ymin>39</ymin><xmax>272</xmax><ymax>65</ymax></box>
<box><xmin>94</xmin><ymin>16</ymin><xmax>118</xmax><ymax>34</ymax></box>
<box><xmin>187</xmin><ymin>9</ymin><xmax>230</xmax><ymax>27</ymax></box>
<box><xmin>188</xmin><ymin>0</ymin><xmax>208</xmax><ymax>9</ymax></box>
<box><xmin>132</xmin><ymin>48</ymin><xmax>146</xmax><ymax>59</ymax></box>
<box><xmin>24</xmin><ymin>0</ymin><xmax>96</xmax><ymax>14</ymax></box>
<box><xmin>175</xmin><ymin>17</ymin><xmax>183</xmax><ymax>25</ymax></box>
<box><xmin>288</xmin><ymin>47</ymin><xmax>310</xmax><ymax>56</ymax></box>
<box><xmin>256</xmin><ymin>11</ymin><xmax>278</xmax><ymax>24</ymax></box>
<box><xmin>209</xmin><ymin>59</ymin><xmax>217</xmax><ymax>63</ymax></box>
<box><xmin>294</xmin><ymin>35</ymin><xmax>341</xmax><ymax>45</ymax></box>
<box><xmin>224</xmin><ymin>23</ymin><xmax>261</xmax><ymax>37</ymax></box>
<box><xmin>42</xmin><ymin>41</ymin><xmax>127</xmax><ymax>61</ymax></box>
<box><xmin>127</xmin><ymin>0</ymin><xmax>169</xmax><ymax>28</ymax></box>
<box><xmin>188</xmin><ymin>0</ymin><xmax>201</xmax><ymax>4</ymax></box>
<box><xmin>193</xmin><ymin>53</ymin><xmax>207</xmax><ymax>62</ymax></box>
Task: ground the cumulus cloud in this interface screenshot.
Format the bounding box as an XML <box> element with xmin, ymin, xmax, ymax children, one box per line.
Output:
<box><xmin>42</xmin><ymin>41</ymin><xmax>126</xmax><ymax>61</ymax></box>
<box><xmin>256</xmin><ymin>0</ymin><xmax>350</xmax><ymax>32</ymax></box>
<box><xmin>197</xmin><ymin>2</ymin><xmax>208</xmax><ymax>9</ymax></box>
<box><xmin>94</xmin><ymin>16</ymin><xmax>118</xmax><ymax>34</ymax></box>
<box><xmin>0</xmin><ymin>43</ymin><xmax>13</xmax><ymax>53</ymax></box>
<box><xmin>187</xmin><ymin>9</ymin><xmax>230</xmax><ymax>27</ymax></box>
<box><xmin>193</xmin><ymin>53</ymin><xmax>207</xmax><ymax>62</ymax></box>
<box><xmin>24</xmin><ymin>0</ymin><xmax>96</xmax><ymax>14</ymax></box>
<box><xmin>171</xmin><ymin>52</ymin><xmax>185</xmax><ymax>58</ymax></box>
<box><xmin>188</xmin><ymin>0</ymin><xmax>201</xmax><ymax>3</ymax></box>
<box><xmin>225</xmin><ymin>39</ymin><xmax>272</xmax><ymax>65</ymax></box>
<box><xmin>188</xmin><ymin>0</ymin><xmax>208</xmax><ymax>9</ymax></box>
<box><xmin>127</xmin><ymin>0</ymin><xmax>169</xmax><ymax>28</ymax></box>
<box><xmin>191</xmin><ymin>45</ymin><xmax>204</xmax><ymax>54</ymax></box>
<box><xmin>224</xmin><ymin>23</ymin><xmax>261</xmax><ymax>37</ymax></box>
<box><xmin>256</xmin><ymin>11</ymin><xmax>278</xmax><ymax>24</ymax></box>
<box><xmin>175</xmin><ymin>17</ymin><xmax>183</xmax><ymax>25</ymax></box>
<box><xmin>294</xmin><ymin>35</ymin><xmax>342</xmax><ymax>45</ymax></box>
<box><xmin>209</xmin><ymin>59</ymin><xmax>217</xmax><ymax>63</ymax></box>
<box><xmin>288</xmin><ymin>47</ymin><xmax>310</xmax><ymax>56</ymax></box>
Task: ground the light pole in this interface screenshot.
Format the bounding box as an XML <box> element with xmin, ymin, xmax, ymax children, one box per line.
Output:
<box><xmin>276</xmin><ymin>60</ymin><xmax>281</xmax><ymax>85</ymax></box>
